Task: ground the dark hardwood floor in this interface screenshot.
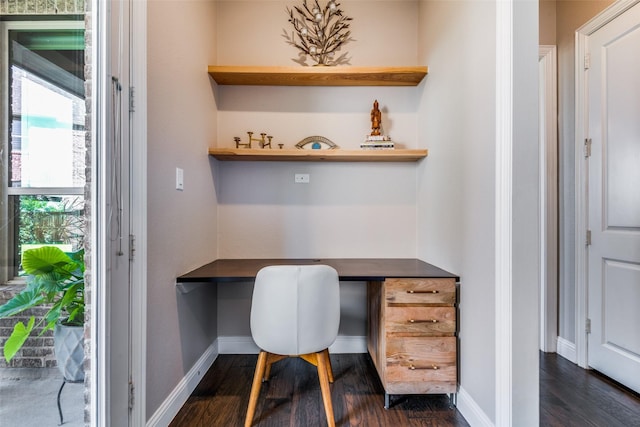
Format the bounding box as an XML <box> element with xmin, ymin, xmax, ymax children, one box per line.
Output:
<box><xmin>170</xmin><ymin>352</ymin><xmax>640</xmax><ymax>426</ymax></box>
<box><xmin>539</xmin><ymin>352</ymin><xmax>640</xmax><ymax>427</ymax></box>
<box><xmin>170</xmin><ymin>353</ymin><xmax>468</xmax><ymax>426</ymax></box>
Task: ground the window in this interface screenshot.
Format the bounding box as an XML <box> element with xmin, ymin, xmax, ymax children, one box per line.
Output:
<box><xmin>1</xmin><ymin>21</ymin><xmax>85</xmax><ymax>282</ymax></box>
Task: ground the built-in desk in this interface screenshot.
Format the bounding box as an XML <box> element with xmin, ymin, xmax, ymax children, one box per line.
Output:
<box><xmin>176</xmin><ymin>258</ymin><xmax>458</xmax><ymax>283</ymax></box>
<box><xmin>177</xmin><ymin>258</ymin><xmax>459</xmax><ymax>408</ymax></box>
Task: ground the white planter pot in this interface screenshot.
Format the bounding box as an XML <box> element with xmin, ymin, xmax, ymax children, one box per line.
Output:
<box><xmin>54</xmin><ymin>323</ymin><xmax>85</xmax><ymax>382</ymax></box>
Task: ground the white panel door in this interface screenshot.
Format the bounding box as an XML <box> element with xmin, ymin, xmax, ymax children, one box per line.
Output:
<box><xmin>587</xmin><ymin>2</ymin><xmax>640</xmax><ymax>393</ymax></box>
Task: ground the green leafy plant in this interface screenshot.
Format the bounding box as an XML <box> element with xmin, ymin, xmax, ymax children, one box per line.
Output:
<box><xmin>0</xmin><ymin>246</ymin><xmax>84</xmax><ymax>362</ymax></box>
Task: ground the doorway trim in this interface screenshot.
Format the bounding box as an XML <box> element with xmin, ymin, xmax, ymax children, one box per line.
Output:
<box><xmin>91</xmin><ymin>1</ymin><xmax>108</xmax><ymax>423</ymax></box>
<box><xmin>574</xmin><ymin>0</ymin><xmax>640</xmax><ymax>369</ymax></box>
<box><xmin>91</xmin><ymin>0</ymin><xmax>147</xmax><ymax>423</ymax></box>
<box><xmin>129</xmin><ymin>0</ymin><xmax>148</xmax><ymax>424</ymax></box>
<box><xmin>539</xmin><ymin>45</ymin><xmax>558</xmax><ymax>353</ymax></box>
<box><xmin>495</xmin><ymin>0</ymin><xmax>514</xmax><ymax>424</ymax></box>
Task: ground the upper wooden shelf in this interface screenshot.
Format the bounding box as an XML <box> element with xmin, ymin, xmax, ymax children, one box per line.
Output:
<box><xmin>207</xmin><ymin>66</ymin><xmax>428</xmax><ymax>86</ymax></box>
<box><xmin>208</xmin><ymin>148</ymin><xmax>428</xmax><ymax>162</ymax></box>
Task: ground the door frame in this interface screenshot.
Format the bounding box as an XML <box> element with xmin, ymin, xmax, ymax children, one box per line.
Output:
<box><xmin>91</xmin><ymin>0</ymin><xmax>147</xmax><ymax>424</ymax></box>
<box><xmin>539</xmin><ymin>45</ymin><xmax>558</xmax><ymax>353</ymax></box>
<box><xmin>574</xmin><ymin>0</ymin><xmax>640</xmax><ymax>369</ymax></box>
<box><xmin>129</xmin><ymin>0</ymin><xmax>148</xmax><ymax>424</ymax></box>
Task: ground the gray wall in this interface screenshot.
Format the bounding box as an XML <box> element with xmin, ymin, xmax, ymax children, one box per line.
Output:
<box><xmin>512</xmin><ymin>1</ymin><xmax>541</xmax><ymax>422</ymax></box>
<box><xmin>146</xmin><ymin>0</ymin><xmax>219</xmax><ymax>416</ymax></box>
<box><xmin>416</xmin><ymin>0</ymin><xmax>498</xmax><ymax>419</ymax></box>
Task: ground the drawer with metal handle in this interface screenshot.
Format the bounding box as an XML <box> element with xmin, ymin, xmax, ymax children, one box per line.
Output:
<box><xmin>385</xmin><ymin>306</ymin><xmax>456</xmax><ymax>336</ymax></box>
<box><xmin>385</xmin><ymin>278</ymin><xmax>456</xmax><ymax>305</ymax></box>
<box><xmin>384</xmin><ymin>337</ymin><xmax>457</xmax><ymax>394</ymax></box>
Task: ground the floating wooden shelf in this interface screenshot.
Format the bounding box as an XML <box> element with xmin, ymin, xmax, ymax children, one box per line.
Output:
<box><xmin>208</xmin><ymin>148</ymin><xmax>428</xmax><ymax>162</ymax></box>
<box><xmin>208</xmin><ymin>66</ymin><xmax>428</xmax><ymax>86</ymax></box>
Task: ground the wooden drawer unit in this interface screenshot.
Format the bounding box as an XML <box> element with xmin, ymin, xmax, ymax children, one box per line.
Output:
<box><xmin>367</xmin><ymin>278</ymin><xmax>458</xmax><ymax>407</ymax></box>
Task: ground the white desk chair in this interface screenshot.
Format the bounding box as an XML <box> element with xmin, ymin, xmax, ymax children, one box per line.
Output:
<box><xmin>245</xmin><ymin>264</ymin><xmax>340</xmax><ymax>427</ymax></box>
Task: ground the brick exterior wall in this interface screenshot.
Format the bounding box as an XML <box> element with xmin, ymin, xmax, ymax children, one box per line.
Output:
<box><xmin>0</xmin><ymin>0</ymin><xmax>83</xmax><ymax>14</ymax></box>
<box><xmin>82</xmin><ymin>1</ymin><xmax>92</xmax><ymax>424</ymax></box>
<box><xmin>0</xmin><ymin>284</ymin><xmax>56</xmax><ymax>368</ymax></box>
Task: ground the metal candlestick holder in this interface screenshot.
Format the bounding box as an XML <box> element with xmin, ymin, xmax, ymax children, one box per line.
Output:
<box><xmin>234</xmin><ymin>132</ymin><xmax>274</xmax><ymax>149</ymax></box>
<box><xmin>234</xmin><ymin>136</ymin><xmax>250</xmax><ymax>149</ymax></box>
<box><xmin>260</xmin><ymin>135</ymin><xmax>273</xmax><ymax>149</ymax></box>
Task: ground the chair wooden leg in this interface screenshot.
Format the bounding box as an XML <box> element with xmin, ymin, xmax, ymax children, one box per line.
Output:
<box><xmin>316</xmin><ymin>350</ymin><xmax>336</xmax><ymax>427</ymax></box>
<box><xmin>322</xmin><ymin>348</ymin><xmax>334</xmax><ymax>383</ymax></box>
<box><xmin>245</xmin><ymin>351</ymin><xmax>268</xmax><ymax>427</ymax></box>
<box><xmin>264</xmin><ymin>353</ymin><xmax>287</xmax><ymax>381</ymax></box>
<box><xmin>300</xmin><ymin>350</ymin><xmax>333</xmax><ymax>382</ymax></box>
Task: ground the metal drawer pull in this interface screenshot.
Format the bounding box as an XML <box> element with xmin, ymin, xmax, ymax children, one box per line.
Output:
<box><xmin>408</xmin><ymin>364</ymin><xmax>439</xmax><ymax>370</ymax></box>
<box><xmin>406</xmin><ymin>290</ymin><xmax>439</xmax><ymax>294</ymax></box>
<box><xmin>408</xmin><ymin>319</ymin><xmax>439</xmax><ymax>323</ymax></box>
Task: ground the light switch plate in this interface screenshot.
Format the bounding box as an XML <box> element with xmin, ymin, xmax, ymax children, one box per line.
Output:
<box><xmin>176</xmin><ymin>168</ymin><xmax>184</xmax><ymax>190</ymax></box>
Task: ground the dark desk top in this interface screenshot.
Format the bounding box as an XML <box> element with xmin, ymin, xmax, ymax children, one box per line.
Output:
<box><xmin>176</xmin><ymin>258</ymin><xmax>459</xmax><ymax>283</ymax></box>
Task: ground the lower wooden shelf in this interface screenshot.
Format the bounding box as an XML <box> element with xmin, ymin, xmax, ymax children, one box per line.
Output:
<box><xmin>208</xmin><ymin>148</ymin><xmax>428</xmax><ymax>162</ymax></box>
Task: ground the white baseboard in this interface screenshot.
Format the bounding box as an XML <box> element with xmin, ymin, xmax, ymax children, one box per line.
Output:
<box><xmin>456</xmin><ymin>386</ymin><xmax>494</xmax><ymax>427</ymax></box>
<box><xmin>217</xmin><ymin>336</ymin><xmax>259</xmax><ymax>354</ymax></box>
<box><xmin>556</xmin><ymin>336</ymin><xmax>577</xmax><ymax>363</ymax></box>
<box><xmin>330</xmin><ymin>335</ymin><xmax>368</xmax><ymax>353</ymax></box>
<box><xmin>218</xmin><ymin>335</ymin><xmax>368</xmax><ymax>354</ymax></box>
<box><xmin>146</xmin><ymin>340</ymin><xmax>219</xmax><ymax>427</ymax></box>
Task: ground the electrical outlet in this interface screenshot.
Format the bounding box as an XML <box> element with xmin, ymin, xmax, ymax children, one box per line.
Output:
<box><xmin>294</xmin><ymin>173</ymin><xmax>310</xmax><ymax>184</ymax></box>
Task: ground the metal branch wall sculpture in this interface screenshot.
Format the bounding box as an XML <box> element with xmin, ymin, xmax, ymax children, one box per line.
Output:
<box><xmin>283</xmin><ymin>0</ymin><xmax>353</xmax><ymax>66</ymax></box>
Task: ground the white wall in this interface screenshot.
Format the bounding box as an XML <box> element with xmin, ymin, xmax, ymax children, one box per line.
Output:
<box><xmin>146</xmin><ymin>0</ymin><xmax>220</xmax><ymax>417</ymax></box>
<box><xmin>417</xmin><ymin>0</ymin><xmax>498</xmax><ymax>420</ymax></box>
<box><xmin>512</xmin><ymin>1</ymin><xmax>541</xmax><ymax>423</ymax></box>
<box><xmin>214</xmin><ymin>0</ymin><xmax>423</xmax><ymax>339</ymax></box>
<box><xmin>216</xmin><ymin>0</ymin><xmax>418</xmax><ymax>67</ymax></box>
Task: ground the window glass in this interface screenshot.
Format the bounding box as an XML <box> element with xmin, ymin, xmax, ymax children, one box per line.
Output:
<box><xmin>14</xmin><ymin>194</ymin><xmax>85</xmax><ymax>250</ymax></box>
<box><xmin>1</xmin><ymin>22</ymin><xmax>85</xmax><ymax>280</ymax></box>
<box><xmin>10</xmin><ymin>67</ymin><xmax>85</xmax><ymax>188</ymax></box>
